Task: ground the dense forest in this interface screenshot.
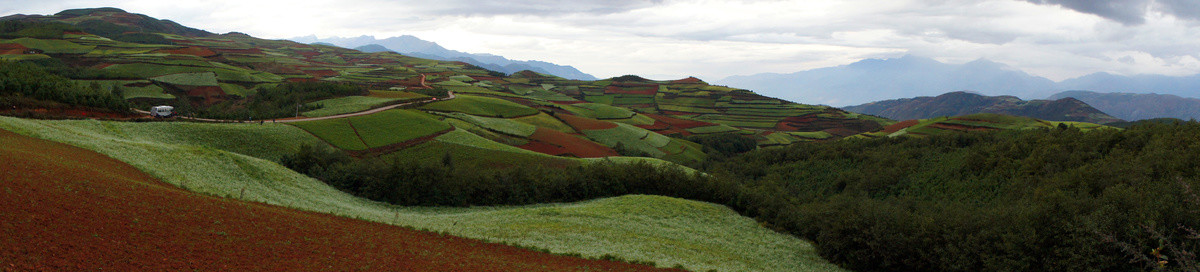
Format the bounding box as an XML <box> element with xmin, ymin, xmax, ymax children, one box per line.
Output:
<box><xmin>285</xmin><ymin>121</ymin><xmax>1200</xmax><ymax>272</ymax></box>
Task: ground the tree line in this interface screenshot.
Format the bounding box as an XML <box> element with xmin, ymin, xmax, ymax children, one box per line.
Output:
<box><xmin>283</xmin><ymin>121</ymin><xmax>1200</xmax><ymax>271</ymax></box>
<box><xmin>0</xmin><ymin>61</ymin><xmax>129</xmax><ymax>112</ymax></box>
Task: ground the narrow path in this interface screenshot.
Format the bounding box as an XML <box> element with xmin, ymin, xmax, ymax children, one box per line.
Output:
<box><xmin>133</xmin><ymin>91</ymin><xmax>456</xmax><ymax>123</ymax></box>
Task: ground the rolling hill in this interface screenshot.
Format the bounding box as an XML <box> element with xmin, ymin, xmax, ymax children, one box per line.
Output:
<box><xmin>0</xmin><ymin>127</ymin><xmax>677</xmax><ymax>272</ymax></box>
<box><xmin>843</xmin><ymin>91</ymin><xmax>1123</xmax><ymax>124</ymax></box>
<box><xmin>855</xmin><ymin>113</ymin><xmax>1114</xmax><ymax>138</ymax></box>
<box><xmin>0</xmin><ymin>7</ymin><xmax>889</xmax><ymax>162</ymax></box>
<box><xmin>0</xmin><ymin>7</ymin><xmax>865</xmax><ymax>271</ymax></box>
<box><xmin>1048</xmin><ymin>90</ymin><xmax>1200</xmax><ymax>121</ymax></box>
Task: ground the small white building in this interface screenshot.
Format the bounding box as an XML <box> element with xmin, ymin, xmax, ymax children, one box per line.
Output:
<box><xmin>150</xmin><ymin>105</ymin><xmax>174</xmax><ymax>118</ymax></box>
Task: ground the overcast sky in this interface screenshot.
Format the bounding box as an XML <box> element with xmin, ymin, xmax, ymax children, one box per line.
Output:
<box><xmin>4</xmin><ymin>0</ymin><xmax>1200</xmax><ymax>81</ymax></box>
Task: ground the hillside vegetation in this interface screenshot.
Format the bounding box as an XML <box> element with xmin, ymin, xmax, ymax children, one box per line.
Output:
<box><xmin>709</xmin><ymin>121</ymin><xmax>1200</xmax><ymax>271</ymax></box>
<box><xmin>0</xmin><ymin>128</ymin><xmax>672</xmax><ymax>271</ymax></box>
<box><xmin>0</xmin><ymin>116</ymin><xmax>841</xmax><ymax>271</ymax></box>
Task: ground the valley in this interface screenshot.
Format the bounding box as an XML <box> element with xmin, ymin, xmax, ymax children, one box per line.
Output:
<box><xmin>1</xmin><ymin>6</ymin><xmax>1198</xmax><ymax>272</ymax></box>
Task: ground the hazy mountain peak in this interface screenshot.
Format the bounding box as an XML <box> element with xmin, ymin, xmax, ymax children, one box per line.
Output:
<box><xmin>294</xmin><ymin>35</ymin><xmax>597</xmax><ymax>80</ymax></box>
<box><xmin>843</xmin><ymin>91</ymin><xmax>1122</xmax><ymax>124</ymax></box>
<box><xmin>716</xmin><ymin>55</ymin><xmax>1056</xmax><ymax>106</ymax></box>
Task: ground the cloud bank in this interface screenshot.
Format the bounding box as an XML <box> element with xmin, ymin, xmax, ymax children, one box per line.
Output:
<box><xmin>2</xmin><ymin>0</ymin><xmax>1200</xmax><ymax>82</ymax></box>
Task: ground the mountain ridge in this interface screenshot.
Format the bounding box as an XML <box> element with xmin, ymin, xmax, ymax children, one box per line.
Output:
<box><xmin>717</xmin><ymin>55</ymin><xmax>1200</xmax><ymax>107</ymax></box>
<box><xmin>1048</xmin><ymin>90</ymin><xmax>1200</xmax><ymax>121</ymax></box>
<box><xmin>293</xmin><ymin>35</ymin><xmax>598</xmax><ymax>81</ymax></box>
<box><xmin>843</xmin><ymin>91</ymin><xmax>1123</xmax><ymax>124</ymax></box>
<box><xmin>716</xmin><ymin>55</ymin><xmax>1058</xmax><ymax>106</ymax></box>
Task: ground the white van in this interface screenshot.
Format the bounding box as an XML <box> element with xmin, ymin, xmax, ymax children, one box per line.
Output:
<box><xmin>150</xmin><ymin>105</ymin><xmax>174</xmax><ymax>118</ymax></box>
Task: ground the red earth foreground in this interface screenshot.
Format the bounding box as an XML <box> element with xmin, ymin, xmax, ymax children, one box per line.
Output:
<box><xmin>0</xmin><ymin>128</ymin><xmax>681</xmax><ymax>271</ymax></box>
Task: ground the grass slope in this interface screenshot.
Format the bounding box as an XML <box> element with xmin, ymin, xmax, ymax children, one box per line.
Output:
<box><xmin>0</xmin><ymin>116</ymin><xmax>838</xmax><ymax>271</ymax></box>
<box><xmin>419</xmin><ymin>95</ymin><xmax>540</xmax><ymax>118</ymax></box>
<box><xmin>0</xmin><ymin>128</ymin><xmax>671</xmax><ymax>272</ymax></box>
<box><xmin>301</xmin><ymin>96</ymin><xmax>409</xmax><ymax>117</ymax></box>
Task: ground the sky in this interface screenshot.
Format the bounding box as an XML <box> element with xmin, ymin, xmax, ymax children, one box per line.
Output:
<box><xmin>3</xmin><ymin>0</ymin><xmax>1200</xmax><ymax>81</ymax></box>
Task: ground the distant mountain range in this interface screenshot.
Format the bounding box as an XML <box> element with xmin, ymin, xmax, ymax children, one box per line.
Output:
<box><xmin>291</xmin><ymin>35</ymin><xmax>597</xmax><ymax>81</ymax></box>
<box><xmin>843</xmin><ymin>91</ymin><xmax>1123</xmax><ymax>124</ymax></box>
<box><xmin>1048</xmin><ymin>91</ymin><xmax>1200</xmax><ymax>121</ymax></box>
<box><xmin>717</xmin><ymin>55</ymin><xmax>1200</xmax><ymax>107</ymax></box>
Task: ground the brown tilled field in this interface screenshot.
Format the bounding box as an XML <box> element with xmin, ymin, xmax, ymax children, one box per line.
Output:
<box><xmin>0</xmin><ymin>128</ymin><xmax>678</xmax><ymax>272</ymax></box>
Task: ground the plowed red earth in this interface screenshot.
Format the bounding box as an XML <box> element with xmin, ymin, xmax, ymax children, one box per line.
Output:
<box><xmin>518</xmin><ymin>127</ymin><xmax>618</xmax><ymax>158</ymax></box>
<box><xmin>154</xmin><ymin>47</ymin><xmax>217</xmax><ymax>57</ymax></box>
<box><xmin>642</xmin><ymin>113</ymin><xmax>714</xmax><ymax>129</ymax></box>
<box><xmin>881</xmin><ymin>119</ymin><xmax>920</xmax><ymax>134</ymax></box>
<box><xmin>0</xmin><ymin>129</ymin><xmax>678</xmax><ymax>272</ymax></box>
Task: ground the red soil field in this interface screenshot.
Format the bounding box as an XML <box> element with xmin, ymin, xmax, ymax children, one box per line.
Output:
<box><xmin>0</xmin><ymin>43</ymin><xmax>29</xmax><ymax>55</ymax></box>
<box><xmin>185</xmin><ymin>86</ymin><xmax>228</xmax><ymax>104</ymax></box>
<box><xmin>557</xmin><ymin>114</ymin><xmax>619</xmax><ymax>130</ymax></box>
<box><xmin>286</xmin><ymin>77</ymin><xmax>318</xmax><ymax>82</ymax></box>
<box><xmin>212</xmin><ymin>48</ymin><xmax>264</xmax><ymax>54</ymax></box>
<box><xmin>0</xmin><ymin>128</ymin><xmax>679</xmax><ymax>272</ymax></box>
<box><xmin>302</xmin><ymin>69</ymin><xmax>340</xmax><ymax>78</ymax></box>
<box><xmin>641</xmin><ymin>113</ymin><xmax>714</xmax><ymax>129</ymax></box>
<box><xmin>881</xmin><ymin>119</ymin><xmax>920</xmax><ymax>134</ymax></box>
<box><xmin>154</xmin><ymin>47</ymin><xmax>217</xmax><ymax>57</ymax></box>
<box><xmin>296</xmin><ymin>50</ymin><xmax>322</xmax><ymax>58</ymax></box>
<box><xmin>604</xmin><ymin>86</ymin><xmax>658</xmax><ymax>95</ymax></box>
<box><xmin>634</xmin><ymin>120</ymin><xmax>672</xmax><ymax>131</ymax></box>
<box><xmin>519</xmin><ymin>127</ymin><xmax>618</xmax><ymax>158</ymax></box>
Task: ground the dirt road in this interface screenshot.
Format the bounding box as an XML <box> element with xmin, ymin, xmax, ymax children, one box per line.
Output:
<box><xmin>134</xmin><ymin>91</ymin><xmax>455</xmax><ymax>123</ymax></box>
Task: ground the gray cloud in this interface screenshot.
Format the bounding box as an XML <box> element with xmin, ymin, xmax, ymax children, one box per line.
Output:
<box><xmin>1024</xmin><ymin>0</ymin><xmax>1149</xmax><ymax>25</ymax></box>
<box><xmin>411</xmin><ymin>0</ymin><xmax>664</xmax><ymax>16</ymax></box>
<box><xmin>1024</xmin><ymin>0</ymin><xmax>1200</xmax><ymax>25</ymax></box>
<box><xmin>1157</xmin><ymin>0</ymin><xmax>1200</xmax><ymax>20</ymax></box>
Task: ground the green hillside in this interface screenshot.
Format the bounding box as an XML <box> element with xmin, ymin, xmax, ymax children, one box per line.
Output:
<box><xmin>859</xmin><ymin>113</ymin><xmax>1114</xmax><ymax>138</ymax></box>
<box><xmin>0</xmin><ymin>115</ymin><xmax>841</xmax><ymax>271</ymax></box>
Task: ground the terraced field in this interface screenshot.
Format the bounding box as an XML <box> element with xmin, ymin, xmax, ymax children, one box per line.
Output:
<box><xmin>0</xmin><ymin>116</ymin><xmax>840</xmax><ymax>271</ymax></box>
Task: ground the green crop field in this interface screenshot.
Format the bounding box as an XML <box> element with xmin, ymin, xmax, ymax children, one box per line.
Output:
<box><xmin>347</xmin><ymin>109</ymin><xmax>451</xmax><ymax>148</ymax></box>
<box><xmin>435</xmin><ymin>112</ymin><xmax>537</xmax><ymax>137</ymax></box>
<box><xmin>289</xmin><ymin>118</ymin><xmax>370</xmax><ymax>151</ymax></box>
<box><xmin>419</xmin><ymin>95</ymin><xmax>540</xmax><ymax>118</ymax></box>
<box><xmin>513</xmin><ymin>113</ymin><xmax>576</xmax><ymax>134</ymax></box>
<box><xmin>301</xmin><ymin>96</ymin><xmax>409</xmax><ymax>117</ymax></box>
<box><xmin>567</xmin><ymin>103</ymin><xmax>637</xmax><ymax>119</ymax></box>
<box><xmin>150</xmin><ymin>72</ymin><xmax>219</xmax><ymax>86</ymax></box>
<box><xmin>3</xmin><ymin>38</ymin><xmax>95</xmax><ymax>54</ymax></box>
<box><xmin>582</xmin><ymin>123</ymin><xmax>669</xmax><ymax>157</ymax></box>
<box><xmin>658</xmin><ymin>104</ymin><xmax>720</xmax><ymax>114</ymax></box>
<box><xmin>685</xmin><ymin>124</ymin><xmax>742</xmax><ymax>134</ymax></box>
